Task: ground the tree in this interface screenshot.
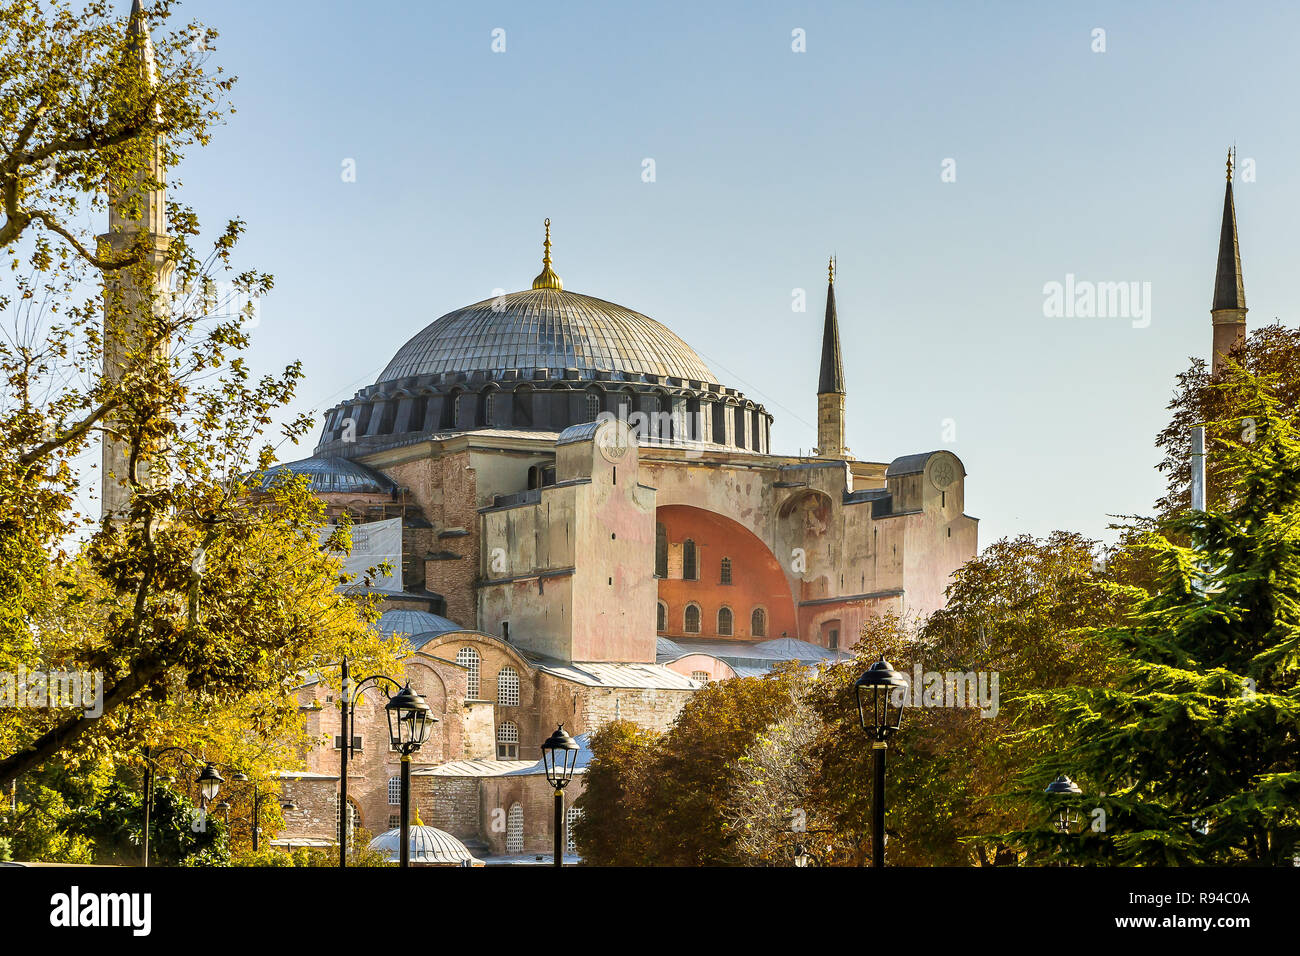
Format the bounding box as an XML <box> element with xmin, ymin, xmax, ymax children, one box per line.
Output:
<box><xmin>722</xmin><ymin>677</ymin><xmax>825</xmax><ymax>866</ymax></box>
<box><xmin>574</xmin><ymin>668</ymin><xmax>804</xmax><ymax>866</ymax></box>
<box><xmin>1155</xmin><ymin>323</ymin><xmax>1300</xmax><ymax>517</ymax></box>
<box><xmin>570</xmin><ymin>720</ymin><xmax>659</xmax><ymax>866</ymax></box>
<box><xmin>0</xmin><ymin>0</ymin><xmax>394</xmax><ymax>799</ymax></box>
<box><xmin>1009</xmin><ymin>372</ymin><xmax>1300</xmax><ymax>865</ymax></box>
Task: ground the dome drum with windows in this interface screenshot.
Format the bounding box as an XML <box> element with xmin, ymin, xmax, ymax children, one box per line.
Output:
<box><xmin>315</xmin><ymin>221</ymin><xmax>771</xmax><ymax>457</ymax></box>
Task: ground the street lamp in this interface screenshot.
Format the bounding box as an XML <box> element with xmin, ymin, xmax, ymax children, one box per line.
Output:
<box><xmin>138</xmin><ymin>745</ymin><xmax>211</xmax><ymax>867</ymax></box>
<box><xmin>385</xmin><ymin>682</ymin><xmax>437</xmax><ymax>868</ymax></box>
<box><xmin>196</xmin><ymin>763</ymin><xmax>224</xmax><ymax>807</ymax></box>
<box><xmin>540</xmin><ymin>724</ymin><xmax>580</xmax><ymax>868</ymax></box>
<box><xmin>1045</xmin><ymin>773</ymin><xmax>1082</xmax><ymax>834</ymax></box>
<box><xmin>231</xmin><ymin>771</ymin><xmax>279</xmax><ymax>852</ymax></box>
<box><xmin>854</xmin><ymin>655</ymin><xmax>908</xmax><ymax>868</ymax></box>
<box><xmin>337</xmin><ymin>657</ymin><xmax>405</xmax><ymax>867</ymax></box>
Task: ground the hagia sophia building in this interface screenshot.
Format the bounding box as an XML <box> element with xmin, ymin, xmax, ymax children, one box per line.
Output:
<box><xmin>255</xmin><ymin>223</ymin><xmax>979</xmax><ymax>859</ymax></box>
<box><xmin>88</xmin><ymin>5</ymin><xmax>1251</xmax><ymax>866</ymax></box>
<box><xmin>99</xmin><ymin>5</ymin><xmax>978</xmax><ymax>862</ymax></box>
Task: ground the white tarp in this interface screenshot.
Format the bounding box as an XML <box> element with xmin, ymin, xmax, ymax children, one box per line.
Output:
<box><xmin>320</xmin><ymin>516</ymin><xmax>403</xmax><ymax>591</ymax></box>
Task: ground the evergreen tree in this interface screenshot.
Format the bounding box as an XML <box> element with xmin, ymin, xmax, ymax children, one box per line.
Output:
<box><xmin>1010</xmin><ymin>372</ymin><xmax>1300</xmax><ymax>865</ymax></box>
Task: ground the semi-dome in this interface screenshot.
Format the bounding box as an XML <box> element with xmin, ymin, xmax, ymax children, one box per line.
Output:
<box><xmin>378</xmin><ymin>287</ymin><xmax>717</xmax><ymax>384</ymax></box>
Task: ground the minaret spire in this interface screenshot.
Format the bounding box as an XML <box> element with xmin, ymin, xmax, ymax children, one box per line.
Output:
<box><xmin>1211</xmin><ymin>148</ymin><xmax>1247</xmax><ymax>375</ymax></box>
<box><xmin>531</xmin><ymin>218</ymin><xmax>563</xmax><ymax>291</ymax></box>
<box><xmin>98</xmin><ymin>0</ymin><xmax>172</xmax><ymax>520</ymax></box>
<box><xmin>815</xmin><ymin>256</ymin><xmax>848</xmax><ymax>458</ymax></box>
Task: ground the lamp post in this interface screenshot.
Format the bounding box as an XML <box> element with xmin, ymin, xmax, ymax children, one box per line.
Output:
<box><xmin>540</xmin><ymin>724</ymin><xmax>580</xmax><ymax>867</ymax></box>
<box><xmin>853</xmin><ymin>655</ymin><xmax>908</xmax><ymax>868</ymax></box>
<box><xmin>385</xmin><ymin>682</ymin><xmax>436</xmax><ymax>868</ymax></box>
<box><xmin>231</xmin><ymin>772</ymin><xmax>275</xmax><ymax>852</ymax></box>
<box><xmin>139</xmin><ymin>745</ymin><xmax>213</xmax><ymax>868</ymax></box>
<box><xmin>196</xmin><ymin>763</ymin><xmax>224</xmax><ymax>808</ymax></box>
<box><xmin>1045</xmin><ymin>773</ymin><xmax>1082</xmax><ymax>833</ymax></box>
<box><xmin>337</xmin><ymin>657</ymin><xmax>404</xmax><ymax>867</ymax></box>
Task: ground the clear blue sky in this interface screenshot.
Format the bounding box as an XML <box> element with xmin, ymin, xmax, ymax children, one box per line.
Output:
<box><xmin>164</xmin><ymin>0</ymin><xmax>1300</xmax><ymax>547</ymax></box>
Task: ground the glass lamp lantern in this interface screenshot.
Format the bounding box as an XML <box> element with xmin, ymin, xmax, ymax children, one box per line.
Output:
<box><xmin>853</xmin><ymin>656</ymin><xmax>909</xmax><ymax>741</ymax></box>
<box><xmin>541</xmin><ymin>724</ymin><xmax>580</xmax><ymax>790</ymax></box>
<box><xmin>196</xmin><ymin>762</ymin><xmax>224</xmax><ymax>804</ymax></box>
<box><xmin>385</xmin><ymin>683</ymin><xmax>436</xmax><ymax>752</ymax></box>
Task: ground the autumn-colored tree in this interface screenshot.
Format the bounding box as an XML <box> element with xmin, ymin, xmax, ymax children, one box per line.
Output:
<box><xmin>0</xmin><ymin>0</ymin><xmax>394</xmax><ymax>836</ymax></box>
<box><xmin>574</xmin><ymin>667</ymin><xmax>804</xmax><ymax>866</ymax></box>
<box><xmin>569</xmin><ymin>720</ymin><xmax>659</xmax><ymax>867</ymax></box>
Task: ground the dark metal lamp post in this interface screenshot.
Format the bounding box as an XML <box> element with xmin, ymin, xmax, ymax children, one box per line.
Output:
<box><xmin>385</xmin><ymin>682</ymin><xmax>436</xmax><ymax>868</ymax></box>
<box><xmin>139</xmin><ymin>746</ymin><xmax>213</xmax><ymax>867</ymax></box>
<box><xmin>1045</xmin><ymin>773</ymin><xmax>1082</xmax><ymax>833</ymax></box>
<box><xmin>854</xmin><ymin>655</ymin><xmax>908</xmax><ymax>868</ymax></box>
<box><xmin>540</xmin><ymin>724</ymin><xmax>580</xmax><ymax>867</ymax></box>
<box><xmin>337</xmin><ymin>657</ymin><xmax>405</xmax><ymax>867</ymax></box>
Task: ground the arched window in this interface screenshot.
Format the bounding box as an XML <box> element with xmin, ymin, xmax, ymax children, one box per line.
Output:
<box><xmin>684</xmin><ymin>603</ymin><xmax>701</xmax><ymax>634</ymax></box>
<box><xmin>751</xmin><ymin>607</ymin><xmax>767</xmax><ymax>638</ymax></box>
<box><xmin>506</xmin><ymin>803</ymin><xmax>524</xmax><ymax>854</ymax></box>
<box><xmin>451</xmin><ymin>391</ymin><xmax>462</xmax><ymax>428</ymax></box>
<box><xmin>497</xmin><ymin>720</ymin><xmax>519</xmax><ymax>759</ymax></box>
<box><xmin>654</xmin><ymin>523</ymin><xmax>668</xmax><ymax>578</ymax></box>
<box><xmin>585</xmin><ymin>390</ymin><xmax>601</xmax><ymax>423</ymax></box>
<box><xmin>656</xmin><ymin>601</ymin><xmax>667</xmax><ymax>633</ymax></box>
<box><xmin>388</xmin><ymin>776</ymin><xmax>400</xmax><ymax>806</ymax></box>
<box><xmin>484</xmin><ymin>390</ymin><xmax>497</xmax><ymax>426</ymax></box>
<box><xmin>683</xmin><ymin>539</ymin><xmax>697</xmax><ymax>580</ymax></box>
<box><xmin>720</xmin><ymin>557</ymin><xmax>732</xmax><ymax>585</ymax></box>
<box><xmin>717</xmin><ymin>606</ymin><xmax>733</xmax><ymax>636</ymax></box>
<box><xmin>497</xmin><ymin>666</ymin><xmax>520</xmax><ymax>707</ymax></box>
<box><xmin>456</xmin><ymin>646</ymin><xmax>481</xmax><ymax>699</ymax></box>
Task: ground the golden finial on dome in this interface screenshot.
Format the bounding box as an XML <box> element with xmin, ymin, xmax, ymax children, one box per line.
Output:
<box><xmin>1226</xmin><ymin>148</ymin><xmax>1234</xmax><ymax>183</ymax></box>
<box><xmin>532</xmin><ymin>218</ymin><xmax>563</xmax><ymax>291</ymax></box>
<box><xmin>828</xmin><ymin>255</ymin><xmax>835</xmax><ymax>284</ymax></box>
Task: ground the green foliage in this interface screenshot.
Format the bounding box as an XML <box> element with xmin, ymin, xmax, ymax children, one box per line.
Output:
<box><xmin>65</xmin><ymin>777</ymin><xmax>226</xmax><ymax>866</ymax></box>
<box><xmin>1007</xmin><ymin>372</ymin><xmax>1300</xmax><ymax>865</ymax></box>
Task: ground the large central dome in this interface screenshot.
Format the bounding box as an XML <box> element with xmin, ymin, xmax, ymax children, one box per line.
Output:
<box><xmin>313</xmin><ymin>221</ymin><xmax>772</xmax><ymax>459</ymax></box>
<box><xmin>377</xmin><ymin>287</ymin><xmax>716</xmax><ymax>384</ymax></box>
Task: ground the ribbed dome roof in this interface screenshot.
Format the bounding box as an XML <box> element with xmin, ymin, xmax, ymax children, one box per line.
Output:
<box><xmin>376</xmin><ymin>609</ymin><xmax>462</xmax><ymax>643</ymax></box>
<box><xmin>367</xmin><ymin>825</ymin><xmax>479</xmax><ymax>865</ymax></box>
<box><xmin>255</xmin><ymin>456</ymin><xmax>397</xmax><ymax>495</ymax></box>
<box><xmin>377</xmin><ymin>288</ymin><xmax>717</xmax><ymax>384</ymax></box>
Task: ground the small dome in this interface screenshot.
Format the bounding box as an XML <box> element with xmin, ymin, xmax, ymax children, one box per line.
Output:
<box><xmin>376</xmin><ymin>609</ymin><xmax>462</xmax><ymax>642</ymax></box>
<box><xmin>256</xmin><ymin>456</ymin><xmax>397</xmax><ymax>495</ymax></box>
<box><xmin>367</xmin><ymin>825</ymin><xmax>479</xmax><ymax>865</ymax></box>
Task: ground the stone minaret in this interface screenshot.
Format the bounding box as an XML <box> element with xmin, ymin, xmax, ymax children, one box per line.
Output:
<box><xmin>1211</xmin><ymin>149</ymin><xmax>1247</xmax><ymax>376</ymax></box>
<box><xmin>98</xmin><ymin>0</ymin><xmax>172</xmax><ymax>519</ymax></box>
<box><xmin>815</xmin><ymin>256</ymin><xmax>848</xmax><ymax>458</ymax></box>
